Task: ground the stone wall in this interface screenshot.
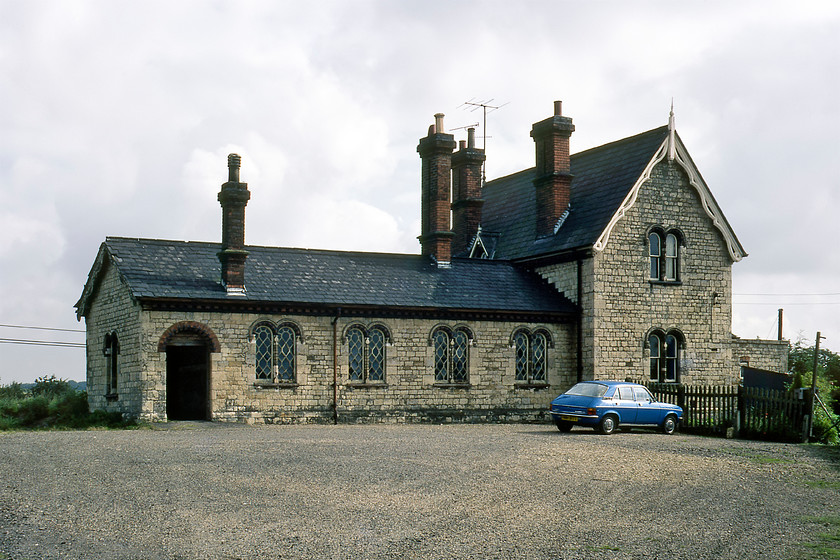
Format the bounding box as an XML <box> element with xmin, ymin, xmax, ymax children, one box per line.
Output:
<box><xmin>83</xmin><ymin>260</ymin><xmax>145</xmax><ymax>418</ymax></box>
<box><xmin>137</xmin><ymin>309</ymin><xmax>577</xmax><ymax>423</ymax></box>
<box><xmin>732</xmin><ymin>337</ymin><xmax>790</xmax><ymax>374</ymax></box>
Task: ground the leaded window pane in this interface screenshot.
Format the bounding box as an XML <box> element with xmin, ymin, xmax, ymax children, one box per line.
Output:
<box><xmin>649</xmin><ymin>233</ymin><xmax>661</xmax><ymax>279</ymax></box>
<box><xmin>368</xmin><ymin>328</ymin><xmax>385</xmax><ymax>382</ymax></box>
<box><xmin>532</xmin><ymin>333</ymin><xmax>547</xmax><ymax>382</ymax></box>
<box><xmin>649</xmin><ymin>334</ymin><xmax>661</xmax><ymax>381</ymax></box>
<box><xmin>514</xmin><ymin>332</ymin><xmax>529</xmax><ymax>381</ymax></box>
<box><xmin>433</xmin><ymin>330</ymin><xmax>449</xmax><ymax>382</ymax></box>
<box><xmin>665</xmin><ymin>234</ymin><xmax>678</xmax><ymax>281</ymax></box>
<box><xmin>451</xmin><ymin>331</ymin><xmax>469</xmax><ymax>383</ymax></box>
<box><xmin>665</xmin><ymin>334</ymin><xmax>678</xmax><ymax>381</ymax></box>
<box><xmin>255</xmin><ymin>326</ymin><xmax>274</xmax><ymax>380</ymax></box>
<box><xmin>348</xmin><ymin>328</ymin><xmax>364</xmax><ymax>381</ymax></box>
<box><xmin>276</xmin><ymin>326</ymin><xmax>296</xmax><ymax>382</ymax></box>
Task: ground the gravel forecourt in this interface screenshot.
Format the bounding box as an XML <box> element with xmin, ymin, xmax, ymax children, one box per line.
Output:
<box><xmin>1</xmin><ymin>423</ymin><xmax>838</xmax><ymax>560</ymax></box>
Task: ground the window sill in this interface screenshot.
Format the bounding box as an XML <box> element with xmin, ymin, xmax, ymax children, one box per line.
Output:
<box><xmin>253</xmin><ymin>381</ymin><xmax>298</xmax><ymax>389</ymax></box>
<box><xmin>433</xmin><ymin>382</ymin><xmax>471</xmax><ymax>389</ymax></box>
<box><xmin>105</xmin><ymin>393</ymin><xmax>119</xmax><ymax>402</ymax></box>
<box><xmin>649</xmin><ymin>279</ymin><xmax>682</xmax><ymax>286</ymax></box>
<box><xmin>515</xmin><ymin>383</ymin><xmax>550</xmax><ymax>390</ymax></box>
<box><xmin>346</xmin><ymin>382</ymin><xmax>388</xmax><ymax>389</ymax></box>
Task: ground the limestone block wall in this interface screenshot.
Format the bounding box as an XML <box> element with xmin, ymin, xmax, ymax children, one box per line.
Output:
<box><xmin>732</xmin><ymin>337</ymin><xmax>790</xmax><ymax>374</ymax></box>
<box><xmin>586</xmin><ymin>160</ymin><xmax>740</xmax><ymax>385</ymax></box>
<box><xmin>83</xmin><ymin>261</ymin><xmax>145</xmax><ymax>418</ymax></box>
<box><xmin>138</xmin><ymin>309</ymin><xmax>577</xmax><ymax>423</ymax></box>
<box><xmin>537</xmin><ymin>259</ymin><xmax>595</xmax><ymax>382</ymax></box>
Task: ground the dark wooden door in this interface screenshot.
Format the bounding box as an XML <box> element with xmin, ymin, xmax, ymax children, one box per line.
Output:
<box><xmin>166</xmin><ymin>345</ymin><xmax>209</xmax><ymax>420</ymax></box>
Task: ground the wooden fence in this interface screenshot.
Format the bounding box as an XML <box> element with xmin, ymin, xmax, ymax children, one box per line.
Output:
<box><xmin>646</xmin><ymin>383</ymin><xmax>808</xmax><ymax>442</ymax></box>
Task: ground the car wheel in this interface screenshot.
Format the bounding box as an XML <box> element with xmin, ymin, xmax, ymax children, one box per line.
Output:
<box><xmin>662</xmin><ymin>415</ymin><xmax>677</xmax><ymax>435</ymax></box>
<box><xmin>554</xmin><ymin>420</ymin><xmax>573</xmax><ymax>432</ymax></box>
<box><xmin>599</xmin><ymin>415</ymin><xmax>617</xmax><ymax>435</ymax></box>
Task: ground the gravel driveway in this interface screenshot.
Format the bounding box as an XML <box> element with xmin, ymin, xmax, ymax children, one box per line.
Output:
<box><xmin>1</xmin><ymin>423</ymin><xmax>838</xmax><ymax>560</ymax></box>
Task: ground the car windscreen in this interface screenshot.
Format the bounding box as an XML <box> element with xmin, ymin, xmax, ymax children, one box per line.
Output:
<box><xmin>564</xmin><ymin>383</ymin><xmax>608</xmax><ymax>398</ymax></box>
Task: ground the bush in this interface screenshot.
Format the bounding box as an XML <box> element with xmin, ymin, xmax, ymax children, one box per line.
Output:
<box><xmin>0</xmin><ymin>380</ymin><xmax>134</xmax><ymax>430</ymax></box>
<box><xmin>792</xmin><ymin>370</ymin><xmax>839</xmax><ymax>445</ymax></box>
<box><xmin>18</xmin><ymin>395</ymin><xmax>50</xmax><ymax>427</ymax></box>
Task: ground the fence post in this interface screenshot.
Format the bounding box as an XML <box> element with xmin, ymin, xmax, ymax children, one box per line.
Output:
<box><xmin>736</xmin><ymin>385</ymin><xmax>744</xmax><ymax>438</ymax></box>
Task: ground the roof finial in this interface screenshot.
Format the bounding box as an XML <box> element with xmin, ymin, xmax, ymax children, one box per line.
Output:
<box><xmin>667</xmin><ymin>98</ymin><xmax>676</xmax><ymax>161</ymax></box>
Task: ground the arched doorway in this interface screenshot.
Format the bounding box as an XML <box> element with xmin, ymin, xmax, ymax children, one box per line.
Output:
<box><xmin>158</xmin><ymin>322</ymin><xmax>220</xmax><ymax>421</ymax></box>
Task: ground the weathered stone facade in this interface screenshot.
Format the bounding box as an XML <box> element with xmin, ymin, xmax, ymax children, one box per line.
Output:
<box><xmin>536</xmin><ymin>159</ymin><xmax>788</xmax><ymax>387</ymax></box>
<box><xmin>590</xmin><ymin>160</ymin><xmax>739</xmax><ymax>385</ymax></box>
<box><xmin>89</xmin><ymin>296</ymin><xmax>575</xmax><ymax>423</ymax></box>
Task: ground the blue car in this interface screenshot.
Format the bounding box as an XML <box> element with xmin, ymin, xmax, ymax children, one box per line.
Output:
<box><xmin>549</xmin><ymin>381</ymin><xmax>683</xmax><ymax>434</ymax></box>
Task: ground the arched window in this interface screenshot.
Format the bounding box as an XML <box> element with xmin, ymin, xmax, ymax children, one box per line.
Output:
<box><xmin>649</xmin><ymin>232</ymin><xmax>661</xmax><ymax>280</ymax></box>
<box><xmin>252</xmin><ymin>322</ymin><xmax>301</xmax><ymax>384</ymax></box>
<box><xmin>649</xmin><ymin>228</ymin><xmax>682</xmax><ymax>282</ymax></box>
<box><xmin>513</xmin><ymin>328</ymin><xmax>551</xmax><ymax>385</ymax></box>
<box><xmin>665</xmin><ymin>334</ymin><xmax>678</xmax><ymax>382</ymax></box>
<box><xmin>649</xmin><ymin>330</ymin><xmax>683</xmax><ymax>383</ymax></box>
<box><xmin>346</xmin><ymin>324</ymin><xmax>389</xmax><ymax>383</ymax></box>
<box><xmin>665</xmin><ymin>233</ymin><xmax>679</xmax><ymax>281</ymax></box>
<box><xmin>432</xmin><ymin>326</ymin><xmax>472</xmax><ymax>385</ymax></box>
<box><xmin>103</xmin><ymin>332</ymin><xmax>119</xmax><ymax>396</ymax></box>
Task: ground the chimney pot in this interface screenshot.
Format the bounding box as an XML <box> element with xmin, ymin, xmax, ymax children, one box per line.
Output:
<box><xmin>459</xmin><ymin>140</ymin><xmax>467</xmax><ymax>149</ymax></box>
<box><xmin>434</xmin><ymin>113</ymin><xmax>445</xmax><ymax>134</ymax></box>
<box><xmin>227</xmin><ymin>153</ymin><xmax>241</xmax><ymax>182</ymax></box>
<box><xmin>554</xmin><ymin>100</ymin><xmax>562</xmax><ymax>116</ymax></box>
<box><xmin>467</xmin><ymin>127</ymin><xmax>476</xmax><ymax>149</ymax></box>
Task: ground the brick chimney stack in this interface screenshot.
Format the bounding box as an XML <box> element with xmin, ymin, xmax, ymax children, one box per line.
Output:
<box><xmin>531</xmin><ymin>100</ymin><xmax>575</xmax><ymax>238</ymax></box>
<box><xmin>451</xmin><ymin>127</ymin><xmax>486</xmax><ymax>255</ymax></box>
<box><xmin>417</xmin><ymin>113</ymin><xmax>456</xmax><ymax>266</ymax></box>
<box><xmin>217</xmin><ymin>153</ymin><xmax>251</xmax><ymax>295</ymax></box>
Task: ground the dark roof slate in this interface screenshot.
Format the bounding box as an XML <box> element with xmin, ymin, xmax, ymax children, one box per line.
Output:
<box><xmin>482</xmin><ymin>126</ymin><xmax>670</xmax><ymax>260</ymax></box>
<box><xmin>96</xmin><ymin>237</ymin><xmax>576</xmax><ymax>316</ymax></box>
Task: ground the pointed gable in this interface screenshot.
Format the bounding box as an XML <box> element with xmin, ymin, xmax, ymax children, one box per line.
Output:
<box><xmin>481</xmin><ymin>125</ymin><xmax>746</xmax><ymax>262</ymax></box>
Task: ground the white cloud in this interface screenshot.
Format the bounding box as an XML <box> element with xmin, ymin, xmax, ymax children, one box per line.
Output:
<box><xmin>1</xmin><ymin>0</ymin><xmax>839</xmax><ymax>382</ymax></box>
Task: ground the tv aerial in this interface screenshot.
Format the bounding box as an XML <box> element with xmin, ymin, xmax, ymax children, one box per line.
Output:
<box><xmin>458</xmin><ymin>98</ymin><xmax>508</xmax><ymax>185</ymax></box>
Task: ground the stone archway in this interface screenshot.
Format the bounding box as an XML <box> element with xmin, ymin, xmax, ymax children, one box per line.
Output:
<box><xmin>158</xmin><ymin>322</ymin><xmax>220</xmax><ymax>421</ymax></box>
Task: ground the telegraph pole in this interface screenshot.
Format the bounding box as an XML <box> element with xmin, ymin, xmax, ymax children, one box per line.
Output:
<box><xmin>809</xmin><ymin>331</ymin><xmax>825</xmax><ymax>440</ymax></box>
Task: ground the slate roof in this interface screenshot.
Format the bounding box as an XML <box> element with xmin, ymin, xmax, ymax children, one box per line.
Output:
<box><xmin>481</xmin><ymin>126</ymin><xmax>670</xmax><ymax>260</ymax></box>
<box><xmin>76</xmin><ymin>237</ymin><xmax>577</xmax><ymax>318</ymax></box>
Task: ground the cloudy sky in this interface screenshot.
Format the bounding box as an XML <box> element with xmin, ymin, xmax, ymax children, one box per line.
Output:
<box><xmin>1</xmin><ymin>0</ymin><xmax>838</xmax><ymax>384</ymax></box>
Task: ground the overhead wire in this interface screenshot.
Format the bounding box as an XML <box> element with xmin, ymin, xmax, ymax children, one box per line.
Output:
<box><xmin>0</xmin><ymin>323</ymin><xmax>85</xmax><ymax>349</ymax></box>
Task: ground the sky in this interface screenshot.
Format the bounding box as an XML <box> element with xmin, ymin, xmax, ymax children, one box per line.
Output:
<box><xmin>1</xmin><ymin>0</ymin><xmax>838</xmax><ymax>384</ymax></box>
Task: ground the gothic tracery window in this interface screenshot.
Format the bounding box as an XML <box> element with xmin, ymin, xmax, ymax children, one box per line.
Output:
<box><xmin>432</xmin><ymin>326</ymin><xmax>472</xmax><ymax>384</ymax></box>
<box><xmin>513</xmin><ymin>328</ymin><xmax>551</xmax><ymax>385</ymax></box>
<box><xmin>347</xmin><ymin>324</ymin><xmax>388</xmax><ymax>383</ymax></box>
<box><xmin>253</xmin><ymin>322</ymin><xmax>300</xmax><ymax>384</ymax></box>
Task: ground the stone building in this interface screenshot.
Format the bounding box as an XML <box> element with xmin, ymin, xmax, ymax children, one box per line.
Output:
<box><xmin>75</xmin><ymin>102</ymin><xmax>788</xmax><ymax>423</ymax></box>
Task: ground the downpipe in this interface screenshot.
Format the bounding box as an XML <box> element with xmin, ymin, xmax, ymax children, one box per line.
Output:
<box><xmin>331</xmin><ymin>308</ymin><xmax>341</xmax><ymax>424</ymax></box>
